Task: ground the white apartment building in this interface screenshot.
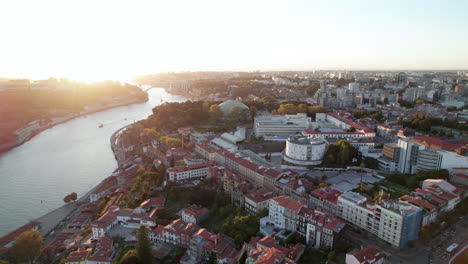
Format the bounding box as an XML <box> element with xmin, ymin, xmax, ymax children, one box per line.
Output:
<box><xmin>337</xmin><ymin>192</ymin><xmax>422</xmax><ymax>248</ymax></box>
<box><xmin>254</xmin><ymin>113</ymin><xmax>312</xmax><ymax>137</ymax></box>
<box><xmin>166</xmin><ymin>161</ymin><xmax>217</xmax><ymax>183</ymax></box>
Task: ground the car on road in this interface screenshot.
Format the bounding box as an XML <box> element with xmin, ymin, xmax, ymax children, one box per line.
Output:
<box><xmin>446</xmin><ymin>243</ymin><xmax>459</xmax><ymax>253</ymax></box>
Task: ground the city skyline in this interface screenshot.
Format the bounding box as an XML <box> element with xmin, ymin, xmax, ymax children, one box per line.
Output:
<box><xmin>1</xmin><ymin>0</ymin><xmax>468</xmax><ymax>82</ymax></box>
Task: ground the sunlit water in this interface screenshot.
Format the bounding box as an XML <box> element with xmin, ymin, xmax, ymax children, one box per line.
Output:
<box><xmin>0</xmin><ymin>88</ymin><xmax>187</xmax><ymax>235</ymax></box>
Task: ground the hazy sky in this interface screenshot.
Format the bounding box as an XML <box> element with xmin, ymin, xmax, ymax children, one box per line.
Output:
<box><xmin>1</xmin><ymin>0</ymin><xmax>467</xmax><ymax>82</ymax></box>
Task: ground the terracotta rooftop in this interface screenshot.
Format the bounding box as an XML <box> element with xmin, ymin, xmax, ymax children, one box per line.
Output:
<box><xmin>271</xmin><ymin>196</ymin><xmax>304</xmax><ymax>212</ymax></box>
<box><xmin>0</xmin><ymin>221</ymin><xmax>41</xmax><ymax>247</ymax></box>
<box><xmin>347</xmin><ymin>245</ymin><xmax>384</xmax><ymax>264</ymax></box>
<box><xmin>245</xmin><ymin>188</ymin><xmax>276</xmax><ymax>203</ymax></box>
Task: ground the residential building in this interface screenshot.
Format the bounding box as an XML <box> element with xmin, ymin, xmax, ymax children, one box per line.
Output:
<box><xmin>181</xmin><ymin>204</ymin><xmax>209</xmax><ymax>224</ymax></box>
<box><xmin>298</xmin><ymin>207</ymin><xmax>345</xmax><ymax>249</ymax></box>
<box><xmin>87</xmin><ymin>237</ymin><xmax>114</xmax><ymax>264</ymax></box>
<box><xmin>378</xmin><ymin>143</ymin><xmax>401</xmax><ymax>172</ymax></box>
<box><xmin>267</xmin><ymin>196</ymin><xmax>305</xmax><ymax>232</ymax></box>
<box><xmin>254</xmin><ymin>113</ymin><xmax>312</xmax><ymax>137</ymax></box>
<box><xmin>309</xmin><ymin>187</ymin><xmax>342</xmax><ymax>215</ymax></box>
<box><xmin>166</xmin><ymin>161</ymin><xmax>220</xmax><ymax>183</ymax></box>
<box><xmin>244</xmin><ymin>188</ymin><xmax>276</xmax><ymax>215</ymax></box>
<box><xmin>244</xmin><ymin>236</ymin><xmax>305</xmax><ymax>264</ymax></box>
<box><xmin>338</xmin><ymin>192</ymin><xmax>422</xmax><ymax>248</ymax></box>
<box><xmin>0</xmin><ymin>221</ymin><xmax>41</xmax><ymax>249</ymax></box>
<box><xmin>345</xmin><ymin>245</ymin><xmax>385</xmax><ymax>264</ymax></box>
<box><xmin>64</xmin><ymin>248</ymin><xmax>91</xmax><ymax>264</ymax></box>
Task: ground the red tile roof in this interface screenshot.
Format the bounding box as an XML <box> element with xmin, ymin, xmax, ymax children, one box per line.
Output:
<box><xmin>245</xmin><ymin>188</ymin><xmax>276</xmax><ymax>203</ymax></box>
<box><xmin>0</xmin><ymin>221</ymin><xmax>41</xmax><ymax>247</ymax></box>
<box><xmin>347</xmin><ymin>245</ymin><xmax>384</xmax><ymax>264</ymax></box>
<box><xmin>271</xmin><ymin>196</ymin><xmax>304</xmax><ymax>212</ymax></box>
<box><xmin>183</xmin><ymin>204</ymin><xmax>209</xmax><ymax>219</ymax></box>
<box><xmin>410</xmin><ymin>136</ymin><xmax>466</xmax><ymax>152</ymax></box>
<box><xmin>311</xmin><ymin>187</ymin><xmax>342</xmax><ymax>204</ymax></box>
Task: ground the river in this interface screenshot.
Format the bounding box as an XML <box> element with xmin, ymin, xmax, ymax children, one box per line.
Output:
<box><xmin>0</xmin><ymin>88</ymin><xmax>187</xmax><ymax>236</ymax></box>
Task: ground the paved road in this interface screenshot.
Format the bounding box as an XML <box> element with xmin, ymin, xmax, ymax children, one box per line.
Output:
<box><xmin>342</xmin><ymin>214</ymin><xmax>467</xmax><ymax>264</ymax></box>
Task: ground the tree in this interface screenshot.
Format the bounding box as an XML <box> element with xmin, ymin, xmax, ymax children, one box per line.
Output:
<box><xmin>10</xmin><ymin>231</ymin><xmax>43</xmax><ymax>264</ymax></box>
<box><xmin>209</xmin><ymin>104</ymin><xmax>223</xmax><ymax>121</ymax></box>
<box><xmin>297</xmin><ymin>104</ymin><xmax>308</xmax><ymax>113</ymax></box>
<box><xmin>307</xmin><ymin>106</ymin><xmax>326</xmax><ymax>119</ymax></box>
<box><xmin>228</xmin><ymin>106</ymin><xmax>242</xmax><ymax>121</ymax></box>
<box><xmin>136</xmin><ymin>226</ymin><xmax>152</xmax><ymax>264</ymax></box>
<box><xmin>69</xmin><ymin>192</ymin><xmax>78</xmax><ymax>201</ymax></box>
<box><xmin>119</xmin><ymin>249</ymin><xmax>139</xmax><ymax>264</ymax></box>
<box><xmin>277</xmin><ymin>104</ymin><xmax>297</xmax><ymax>115</ymax></box>
<box><xmin>250</xmin><ymin>106</ymin><xmax>258</xmax><ymax>118</ymax></box>
<box><xmin>63</xmin><ymin>195</ymin><xmax>71</xmax><ymax>203</ymax></box>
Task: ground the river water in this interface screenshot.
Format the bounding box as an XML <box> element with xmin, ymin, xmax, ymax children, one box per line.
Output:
<box><xmin>0</xmin><ymin>88</ymin><xmax>187</xmax><ymax>236</ymax></box>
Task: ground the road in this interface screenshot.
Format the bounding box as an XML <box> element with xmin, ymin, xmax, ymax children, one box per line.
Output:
<box><xmin>342</xmin><ymin>214</ymin><xmax>468</xmax><ymax>264</ymax></box>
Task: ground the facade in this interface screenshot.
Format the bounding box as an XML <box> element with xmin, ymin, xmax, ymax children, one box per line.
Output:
<box><xmin>283</xmin><ymin>135</ymin><xmax>328</xmax><ymax>165</ymax></box>
<box><xmin>338</xmin><ymin>192</ymin><xmax>422</xmax><ymax>248</ymax></box>
<box><xmin>254</xmin><ymin>113</ymin><xmax>312</xmax><ymax>137</ymax></box>
<box><xmin>345</xmin><ymin>245</ymin><xmax>385</xmax><ymax>264</ymax></box>
<box><xmin>378</xmin><ymin>143</ymin><xmax>401</xmax><ymax>172</ymax></box>
<box><xmin>87</xmin><ymin>237</ymin><xmax>114</xmax><ymax>264</ymax></box>
<box><xmin>166</xmin><ymin>161</ymin><xmax>219</xmax><ymax>183</ymax></box>
<box><xmin>181</xmin><ymin>204</ymin><xmax>209</xmax><ymax>224</ymax></box>
<box><xmin>298</xmin><ymin>207</ymin><xmax>345</xmax><ymax>249</ymax></box>
<box><xmin>244</xmin><ymin>188</ymin><xmax>276</xmax><ymax>215</ymax></box>
<box><xmin>0</xmin><ymin>221</ymin><xmax>42</xmax><ymax>249</ymax></box>
<box><xmin>397</xmin><ymin>136</ymin><xmax>467</xmax><ymax>174</ymax></box>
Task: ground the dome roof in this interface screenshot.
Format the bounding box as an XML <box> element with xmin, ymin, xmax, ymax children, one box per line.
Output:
<box><xmin>218</xmin><ymin>100</ymin><xmax>249</xmax><ymax>115</ymax></box>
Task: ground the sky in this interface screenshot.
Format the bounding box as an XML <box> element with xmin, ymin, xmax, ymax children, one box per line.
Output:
<box><xmin>1</xmin><ymin>0</ymin><xmax>467</xmax><ymax>82</ymax></box>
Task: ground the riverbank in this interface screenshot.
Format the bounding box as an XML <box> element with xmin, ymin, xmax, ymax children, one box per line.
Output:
<box><xmin>0</xmin><ymin>96</ymin><xmax>148</xmax><ymax>155</ymax></box>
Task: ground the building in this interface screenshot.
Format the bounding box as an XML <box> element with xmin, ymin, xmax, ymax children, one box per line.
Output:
<box><xmin>218</xmin><ymin>100</ymin><xmax>250</xmax><ymax>116</ymax></box>
<box><xmin>302</xmin><ymin>129</ymin><xmax>367</xmax><ymax>139</ymax></box>
<box><xmin>64</xmin><ymin>248</ymin><xmax>91</xmax><ymax>264</ymax></box>
<box><xmin>87</xmin><ymin>237</ymin><xmax>114</xmax><ymax>264</ymax></box>
<box><xmin>298</xmin><ymin>207</ymin><xmax>345</xmax><ymax>249</ymax></box>
<box><xmin>0</xmin><ymin>221</ymin><xmax>42</xmax><ymax>250</ymax></box>
<box><xmin>254</xmin><ymin>113</ymin><xmax>312</xmax><ymax>137</ymax></box>
<box><xmin>244</xmin><ymin>236</ymin><xmax>305</xmax><ymax>264</ymax></box>
<box><xmin>338</xmin><ymin>192</ymin><xmax>422</xmax><ymax>248</ymax></box>
<box><xmin>309</xmin><ymin>187</ymin><xmax>342</xmax><ymax>215</ymax></box>
<box><xmin>397</xmin><ymin>136</ymin><xmax>467</xmax><ymax>174</ymax></box>
<box><xmin>378</xmin><ymin>143</ymin><xmax>401</xmax><ymax>172</ymax></box>
<box><xmin>317</xmin><ymin>113</ymin><xmax>375</xmax><ymax>137</ymax></box>
<box><xmin>267</xmin><ymin>196</ymin><xmax>305</xmax><ymax>232</ymax></box>
<box><xmin>181</xmin><ymin>204</ymin><xmax>209</xmax><ymax>224</ymax></box>
<box><xmin>166</xmin><ymin>161</ymin><xmax>220</xmax><ymax>183</ymax></box>
<box><xmin>345</xmin><ymin>245</ymin><xmax>385</xmax><ymax>264</ymax></box>
<box><xmin>283</xmin><ymin>135</ymin><xmax>328</xmax><ymax>165</ymax></box>
<box><xmin>244</xmin><ymin>188</ymin><xmax>276</xmax><ymax>215</ymax></box>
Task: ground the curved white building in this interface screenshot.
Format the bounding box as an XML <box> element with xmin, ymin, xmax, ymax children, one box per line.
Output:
<box><xmin>283</xmin><ymin>135</ymin><xmax>328</xmax><ymax>165</ymax></box>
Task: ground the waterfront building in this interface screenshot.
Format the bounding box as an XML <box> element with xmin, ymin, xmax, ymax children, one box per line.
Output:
<box><xmin>254</xmin><ymin>113</ymin><xmax>312</xmax><ymax>137</ymax></box>
<box><xmin>283</xmin><ymin>135</ymin><xmax>328</xmax><ymax>166</ymax></box>
<box><xmin>337</xmin><ymin>192</ymin><xmax>422</xmax><ymax>248</ymax></box>
<box><xmin>0</xmin><ymin>221</ymin><xmax>41</xmax><ymax>250</ymax></box>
